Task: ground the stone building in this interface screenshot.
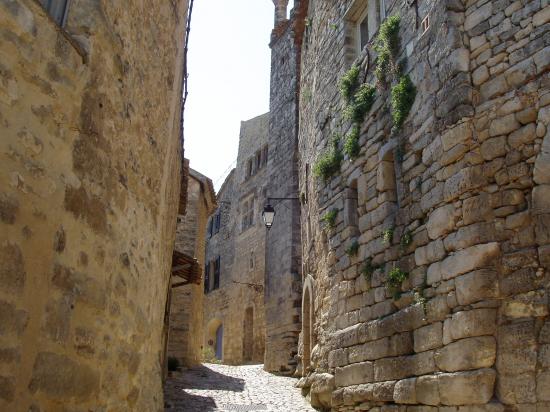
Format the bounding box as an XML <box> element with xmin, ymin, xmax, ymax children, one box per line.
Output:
<box><xmin>203</xmin><ymin>113</ymin><xmax>269</xmax><ymax>365</ymax></box>
<box><xmin>0</xmin><ymin>0</ymin><xmax>189</xmax><ymax>410</ymax></box>
<box><xmin>292</xmin><ymin>0</ymin><xmax>550</xmax><ymax>410</ymax></box>
<box><xmin>168</xmin><ymin>164</ymin><xmax>216</xmax><ymax>367</ymax></box>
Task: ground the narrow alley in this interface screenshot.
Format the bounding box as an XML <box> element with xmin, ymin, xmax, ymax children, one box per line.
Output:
<box><xmin>164</xmin><ymin>364</ymin><xmax>317</xmax><ymax>412</ymax></box>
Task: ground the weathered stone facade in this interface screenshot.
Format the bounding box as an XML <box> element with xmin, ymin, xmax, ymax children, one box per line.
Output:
<box><xmin>168</xmin><ymin>167</ymin><xmax>216</xmax><ymax>367</ymax></box>
<box><xmin>294</xmin><ymin>0</ymin><xmax>550</xmax><ymax>410</ymax></box>
<box><xmin>264</xmin><ymin>0</ymin><xmax>306</xmax><ymax>374</ymax></box>
<box><xmin>203</xmin><ymin>113</ymin><xmax>269</xmax><ymax>365</ymax></box>
<box><xmin>0</xmin><ymin>0</ymin><xmax>188</xmax><ymax>410</ymax></box>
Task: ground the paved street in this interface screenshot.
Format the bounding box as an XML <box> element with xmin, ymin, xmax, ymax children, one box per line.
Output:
<box><xmin>164</xmin><ymin>363</ymin><xmax>317</xmax><ymax>411</ymax></box>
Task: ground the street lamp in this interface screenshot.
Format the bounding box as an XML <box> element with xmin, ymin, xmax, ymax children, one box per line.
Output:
<box><xmin>262</xmin><ymin>197</ymin><xmax>298</xmax><ymax>229</ymax></box>
<box><xmin>262</xmin><ymin>204</ymin><xmax>276</xmax><ymax>229</ymax></box>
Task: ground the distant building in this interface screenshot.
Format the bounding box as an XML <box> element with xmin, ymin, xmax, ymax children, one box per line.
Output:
<box><xmin>168</xmin><ymin>164</ymin><xmax>216</xmax><ymax>368</ymax></box>
<box><xmin>203</xmin><ymin>113</ymin><xmax>269</xmax><ymax>365</ymax></box>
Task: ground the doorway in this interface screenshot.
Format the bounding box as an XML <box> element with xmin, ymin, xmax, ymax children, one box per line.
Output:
<box><xmin>243</xmin><ymin>307</ymin><xmax>254</xmax><ymax>362</ymax></box>
<box><xmin>215</xmin><ymin>324</ymin><xmax>223</xmax><ymax>360</ymax></box>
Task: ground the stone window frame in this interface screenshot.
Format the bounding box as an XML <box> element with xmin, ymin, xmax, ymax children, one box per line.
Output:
<box><xmin>38</xmin><ymin>0</ymin><xmax>71</xmax><ymax>27</ymax></box>
<box><xmin>344</xmin><ymin>0</ymin><xmax>387</xmax><ymax>62</ymax></box>
<box><xmin>241</xmin><ymin>197</ymin><xmax>255</xmax><ymax>231</ymax></box>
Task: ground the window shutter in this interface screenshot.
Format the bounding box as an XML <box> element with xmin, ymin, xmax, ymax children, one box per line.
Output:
<box><xmin>204</xmin><ymin>262</ymin><xmax>210</xmax><ymax>294</ymax></box>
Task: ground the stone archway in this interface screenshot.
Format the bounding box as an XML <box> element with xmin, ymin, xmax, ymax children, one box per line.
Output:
<box><xmin>302</xmin><ymin>275</ymin><xmax>315</xmax><ymax>375</ymax></box>
<box><xmin>205</xmin><ymin>318</ymin><xmax>223</xmax><ymax>361</ymax></box>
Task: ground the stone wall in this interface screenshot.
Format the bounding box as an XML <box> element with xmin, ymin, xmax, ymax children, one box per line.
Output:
<box><xmin>264</xmin><ymin>0</ymin><xmax>306</xmax><ymax>374</ymax></box>
<box><xmin>169</xmin><ymin>168</ymin><xmax>216</xmax><ymax>367</ymax></box>
<box><xmin>296</xmin><ymin>0</ymin><xmax>549</xmax><ymax>410</ymax></box>
<box><xmin>0</xmin><ymin>0</ymin><xmax>187</xmax><ymax>410</ymax></box>
<box><xmin>203</xmin><ymin>113</ymin><xmax>269</xmax><ymax>365</ymax></box>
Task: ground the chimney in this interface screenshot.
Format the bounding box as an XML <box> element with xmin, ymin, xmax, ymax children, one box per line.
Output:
<box><xmin>273</xmin><ymin>0</ymin><xmax>289</xmax><ymax>26</ymax></box>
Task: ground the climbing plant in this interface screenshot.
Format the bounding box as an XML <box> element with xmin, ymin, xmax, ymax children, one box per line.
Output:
<box><xmin>339</xmin><ymin>65</ymin><xmax>361</xmax><ymax>103</ymax></box>
<box><xmin>321</xmin><ymin>209</ymin><xmax>338</xmax><ymax>229</ymax></box>
<box><xmin>345</xmin><ymin>240</ymin><xmax>359</xmax><ymax>257</ymax></box>
<box><xmin>313</xmin><ymin>135</ymin><xmax>343</xmax><ymax>181</ymax></box>
<box><xmin>343</xmin><ymin>124</ymin><xmax>360</xmax><ymax>159</ymax></box>
<box><xmin>373</xmin><ymin>15</ymin><xmax>417</xmax><ymax>133</ymax></box>
<box><xmin>387</xmin><ymin>266</ymin><xmax>408</xmax><ymax>299</ymax></box>
<box><xmin>382</xmin><ymin>227</ymin><xmax>394</xmax><ymax>244</ymax></box>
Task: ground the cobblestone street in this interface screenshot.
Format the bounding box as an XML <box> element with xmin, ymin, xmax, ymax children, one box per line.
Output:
<box><xmin>164</xmin><ymin>363</ymin><xmax>317</xmax><ymax>411</ymax></box>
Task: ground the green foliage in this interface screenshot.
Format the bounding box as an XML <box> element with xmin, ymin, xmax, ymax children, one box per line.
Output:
<box><xmin>361</xmin><ymin>258</ymin><xmax>377</xmax><ymax>281</ymax></box>
<box><xmin>414</xmin><ymin>288</ymin><xmax>428</xmax><ymax>313</ymax></box>
<box><xmin>345</xmin><ymin>240</ymin><xmax>359</xmax><ymax>257</ymax></box>
<box><xmin>321</xmin><ymin>209</ymin><xmax>338</xmax><ymax>229</ymax></box>
<box><xmin>313</xmin><ymin>136</ymin><xmax>343</xmax><ymax>181</ymax></box>
<box><xmin>344</xmin><ymin>124</ymin><xmax>360</xmax><ymax>159</ymax></box>
<box><xmin>339</xmin><ymin>65</ymin><xmax>361</xmax><ymax>102</ymax></box>
<box><xmin>167</xmin><ymin>356</ymin><xmax>180</xmax><ymax>372</ymax></box>
<box><xmin>400</xmin><ymin>230</ymin><xmax>413</xmax><ymax>249</ymax></box>
<box><xmin>391</xmin><ymin>75</ymin><xmax>417</xmax><ymax>131</ymax></box>
<box><xmin>387</xmin><ymin>266</ymin><xmax>408</xmax><ymax>300</ymax></box>
<box><xmin>374</xmin><ymin>15</ymin><xmax>401</xmax><ymax>84</ymax></box>
<box><xmin>343</xmin><ymin>83</ymin><xmax>376</xmax><ymax>123</ymax></box>
<box><xmin>382</xmin><ymin>227</ymin><xmax>394</xmax><ymax>244</ymax></box>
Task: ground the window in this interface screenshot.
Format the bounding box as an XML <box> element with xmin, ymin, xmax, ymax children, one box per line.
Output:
<box><xmin>213</xmin><ymin>256</ymin><xmax>221</xmax><ymax>290</ymax></box>
<box><xmin>246</xmin><ymin>159</ymin><xmax>253</xmax><ymax>179</ymax></box>
<box><xmin>40</xmin><ymin>0</ymin><xmax>70</xmax><ymax>26</ymax></box>
<box><xmin>204</xmin><ymin>262</ymin><xmax>210</xmax><ymax>294</ymax></box>
<box><xmin>345</xmin><ymin>0</ymin><xmax>385</xmax><ymax>58</ymax></box>
<box><xmin>207</xmin><ymin>218</ymin><xmax>213</xmax><ymax>238</ymax></box>
<box><xmin>242</xmin><ymin>198</ymin><xmax>255</xmax><ymax>231</ymax></box>
<box><xmin>256</xmin><ymin>151</ymin><xmax>262</xmax><ymax>171</ymax></box>
<box><xmin>262</xmin><ymin>145</ymin><xmax>269</xmax><ymax>167</ymax></box>
<box><xmin>214</xmin><ymin>213</ymin><xmax>221</xmax><ymax>234</ymax></box>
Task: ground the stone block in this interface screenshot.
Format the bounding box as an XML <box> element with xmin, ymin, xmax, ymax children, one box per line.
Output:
<box><xmin>441</xmin><ymin>122</ymin><xmax>472</xmax><ymax>151</ymax></box>
<box><xmin>497</xmin><ymin>372</ymin><xmax>537</xmax><ymax>404</ymax></box>
<box><xmin>464</xmin><ymin>2</ymin><xmax>493</xmax><ymax>31</ymax></box>
<box><xmin>374</xmin><ymin>356</ymin><xmax>412</xmax><ymax>382</ymax></box>
<box><xmin>389</xmin><ymin>332</ymin><xmax>414</xmax><ymax>356</ymax></box>
<box><xmin>391</xmin><ymin>305</ymin><xmax>427</xmax><ymax>333</ymax></box>
<box><xmin>414</xmin><ymin>322</ymin><xmax>443</xmax><ymax>353</ymax></box>
<box><xmin>372</xmin><ymin>380</ymin><xmax>396</xmax><ymax>402</ymax></box>
<box><xmin>411</xmin><ymin>350</ymin><xmax>436</xmax><ymax>376</ymax></box>
<box><xmin>462</xmin><ymin>193</ymin><xmax>493</xmax><ymax>225</ymax></box>
<box><xmin>481</xmin><ymin>136</ymin><xmax>507</xmax><ymax>160</ymax></box>
<box><xmin>489</xmin><ymin>113</ymin><xmax>520</xmax><ymax>137</ymax></box>
<box><xmin>434</xmin><ymin>336</ymin><xmax>496</xmax><ymax>372</ymax></box>
<box><xmin>533</xmin><ymin>185</ymin><xmax>550</xmax><ymax>214</ymax></box>
<box><xmin>508</xmin><ymin>123</ymin><xmax>536</xmax><ymax>148</ymax></box>
<box><xmin>329</xmin><ymin>349</ymin><xmax>348</xmax><ymax>368</ymax></box>
<box><xmin>335</xmin><ymin>361</ymin><xmax>374</xmax><ymax>387</ymax></box>
<box><xmin>416</xmin><ymin>375</ymin><xmax>440</xmax><ymax>405</ymax></box>
<box><xmin>0</xmin><ymin>299</ymin><xmax>28</xmax><ymax>337</ymax></box>
<box><xmin>427</xmin><ymin>205</ymin><xmax>457</xmax><ymax>240</ymax></box>
<box><xmin>348</xmin><ymin>338</ymin><xmax>389</xmax><ymax>363</ymax></box>
<box><xmin>0</xmin><ymin>242</ymin><xmax>26</xmax><ymax>295</ymax></box>
<box><xmin>0</xmin><ymin>375</ymin><xmax>15</xmax><ymax>402</ymax></box>
<box><xmin>537</xmin><ymin>371</ymin><xmax>550</xmax><ymax>401</ymax></box>
<box><xmin>448</xmin><ymin>309</ymin><xmax>497</xmax><ymax>340</ymax></box>
<box><xmin>377</xmin><ymin>161</ymin><xmax>396</xmax><ymax>192</ymax></box>
<box><xmin>443</xmin><ymin>222</ymin><xmax>497</xmax><ymax>252</ymax></box>
<box><xmin>436</xmin><ymin>243</ymin><xmax>500</xmax><ymax>282</ymax></box>
<box><xmin>415</xmin><ymin>239</ymin><xmax>445</xmax><ymax>266</ymax></box>
<box><xmin>425</xmin><ymin>295</ymin><xmax>449</xmax><ymax>323</ymax></box>
<box><xmin>497</xmin><ymin>345</ymin><xmax>537</xmax><ymax>375</ymax></box>
<box><xmin>29</xmin><ymin>352</ymin><xmax>99</xmax><ymax>400</ymax></box>
<box><xmin>444</xmin><ymin>167</ymin><xmax>487</xmax><ymax>202</ymax></box>
<box><xmin>455</xmin><ymin>269</ymin><xmax>499</xmax><ymax>305</ymax></box>
<box><xmin>394</xmin><ymin>377</ymin><xmax>416</xmax><ymax>404</ymax></box>
<box><xmin>439</xmin><ymin>369</ymin><xmax>496</xmax><ymax>405</ymax></box>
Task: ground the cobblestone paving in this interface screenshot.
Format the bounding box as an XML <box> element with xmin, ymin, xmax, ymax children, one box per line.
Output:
<box><xmin>164</xmin><ymin>363</ymin><xmax>317</xmax><ymax>412</ymax></box>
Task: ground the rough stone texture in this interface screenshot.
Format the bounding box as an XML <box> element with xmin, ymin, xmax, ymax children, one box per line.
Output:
<box><xmin>204</xmin><ymin>114</ymin><xmax>269</xmax><ymax>365</ymax></box>
<box><xmin>293</xmin><ymin>0</ymin><xmax>550</xmax><ymax>410</ymax></box>
<box><xmin>168</xmin><ymin>168</ymin><xmax>216</xmax><ymax>367</ymax></box>
<box><xmin>0</xmin><ymin>0</ymin><xmax>188</xmax><ymax>410</ymax></box>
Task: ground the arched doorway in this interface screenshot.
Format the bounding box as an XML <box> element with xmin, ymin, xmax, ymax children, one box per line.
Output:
<box><xmin>302</xmin><ymin>275</ymin><xmax>315</xmax><ymax>375</ymax></box>
<box><xmin>215</xmin><ymin>324</ymin><xmax>223</xmax><ymax>360</ymax></box>
<box><xmin>205</xmin><ymin>318</ymin><xmax>223</xmax><ymax>361</ymax></box>
<box><xmin>243</xmin><ymin>307</ymin><xmax>254</xmax><ymax>362</ymax></box>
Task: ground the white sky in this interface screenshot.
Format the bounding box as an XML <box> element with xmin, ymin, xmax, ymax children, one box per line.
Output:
<box><xmin>184</xmin><ymin>0</ymin><xmax>288</xmax><ymax>191</ymax></box>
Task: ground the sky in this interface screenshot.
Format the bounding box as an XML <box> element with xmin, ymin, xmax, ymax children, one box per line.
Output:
<box><xmin>184</xmin><ymin>0</ymin><xmax>294</xmax><ymax>191</ymax></box>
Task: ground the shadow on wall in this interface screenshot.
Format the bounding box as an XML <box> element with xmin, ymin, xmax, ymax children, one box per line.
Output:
<box><xmin>180</xmin><ymin>365</ymin><xmax>245</xmax><ymax>392</ymax></box>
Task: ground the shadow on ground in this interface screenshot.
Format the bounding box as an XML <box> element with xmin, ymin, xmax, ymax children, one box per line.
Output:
<box><xmin>164</xmin><ymin>364</ymin><xmax>246</xmax><ymax>411</ymax></box>
<box><xmin>179</xmin><ymin>364</ymin><xmax>245</xmax><ymax>391</ymax></box>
